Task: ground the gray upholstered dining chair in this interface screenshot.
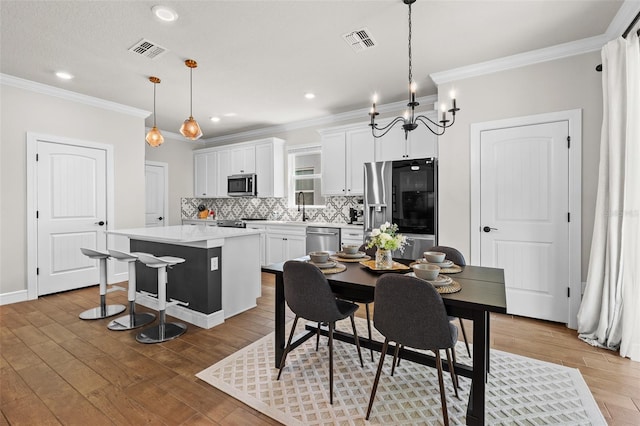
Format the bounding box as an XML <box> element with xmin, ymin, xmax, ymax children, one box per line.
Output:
<box><xmin>365</xmin><ymin>274</ymin><xmax>459</xmax><ymax>425</ymax></box>
<box><xmin>428</xmin><ymin>245</ymin><xmax>471</xmax><ymax>357</ymax></box>
<box><xmin>278</xmin><ymin>260</ymin><xmax>364</xmax><ymax>404</ymax></box>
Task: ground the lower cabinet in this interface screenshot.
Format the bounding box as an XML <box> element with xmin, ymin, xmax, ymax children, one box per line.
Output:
<box><xmin>265</xmin><ymin>226</ymin><xmax>306</xmax><ymax>265</ymax></box>
<box><xmin>340</xmin><ymin>226</ymin><xmax>364</xmax><ymax>247</ymax></box>
<box><xmin>245</xmin><ymin>223</ymin><xmax>267</xmax><ymax>266</ymax></box>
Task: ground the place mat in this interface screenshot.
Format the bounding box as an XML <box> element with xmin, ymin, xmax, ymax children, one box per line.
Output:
<box><xmin>319</xmin><ymin>263</ymin><xmax>346</xmax><ymax>274</ymax></box>
<box><xmin>410</xmin><ymin>261</ymin><xmax>462</xmax><ymax>274</ymax></box>
<box><xmin>359</xmin><ymin>259</ymin><xmax>410</xmax><ymax>273</ymax></box>
<box><xmin>330</xmin><ymin>254</ymin><xmax>371</xmax><ymax>263</ymax></box>
<box><xmin>436</xmin><ymin>280</ymin><xmax>461</xmax><ymax>294</ymax></box>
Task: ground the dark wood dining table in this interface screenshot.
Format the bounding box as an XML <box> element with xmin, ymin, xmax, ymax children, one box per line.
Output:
<box><xmin>262</xmin><ymin>259</ymin><xmax>507</xmax><ymax>426</ymax></box>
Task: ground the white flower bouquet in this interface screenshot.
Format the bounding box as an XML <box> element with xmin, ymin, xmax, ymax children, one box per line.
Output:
<box><xmin>367</xmin><ymin>222</ymin><xmax>407</xmax><ymax>252</ymax></box>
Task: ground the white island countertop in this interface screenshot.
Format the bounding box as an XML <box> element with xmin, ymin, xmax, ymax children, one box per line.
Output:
<box><xmin>108</xmin><ymin>225</ymin><xmax>262</xmax><ymax>248</ymax></box>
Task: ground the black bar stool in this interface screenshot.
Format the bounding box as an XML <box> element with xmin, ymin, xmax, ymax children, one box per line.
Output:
<box><xmin>79</xmin><ymin>248</ymin><xmax>126</xmax><ymax>320</ymax></box>
<box><xmin>106</xmin><ymin>250</ymin><xmax>156</xmax><ymax>331</ymax></box>
<box><xmin>135</xmin><ymin>253</ymin><xmax>188</xmax><ymax>344</ymax></box>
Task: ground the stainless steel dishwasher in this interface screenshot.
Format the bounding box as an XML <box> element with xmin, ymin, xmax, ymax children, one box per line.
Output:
<box><xmin>306</xmin><ymin>226</ymin><xmax>341</xmax><ymax>253</ymax></box>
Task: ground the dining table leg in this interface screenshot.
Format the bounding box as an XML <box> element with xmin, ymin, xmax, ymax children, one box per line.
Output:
<box><xmin>274</xmin><ymin>272</ymin><xmax>286</xmax><ymax>368</ymax></box>
<box><xmin>466</xmin><ymin>309</ymin><xmax>488</xmax><ymax>425</ymax></box>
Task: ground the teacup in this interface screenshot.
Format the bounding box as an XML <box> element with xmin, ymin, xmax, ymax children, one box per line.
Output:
<box><xmin>423</xmin><ymin>251</ymin><xmax>446</xmax><ymax>263</ymax></box>
<box><xmin>342</xmin><ymin>244</ymin><xmax>359</xmax><ymax>255</ymax></box>
<box><xmin>309</xmin><ymin>251</ymin><xmax>330</xmax><ymax>264</ymax></box>
<box><xmin>412</xmin><ymin>263</ymin><xmax>440</xmax><ymax>281</ymax></box>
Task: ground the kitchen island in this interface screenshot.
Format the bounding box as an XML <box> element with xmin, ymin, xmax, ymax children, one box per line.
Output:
<box><xmin>108</xmin><ymin>225</ymin><xmax>262</xmax><ymax>329</ymax></box>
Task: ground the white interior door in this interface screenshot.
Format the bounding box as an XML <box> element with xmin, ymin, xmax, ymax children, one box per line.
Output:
<box><xmin>480</xmin><ymin>121</ymin><xmax>570</xmax><ymax>323</ymax></box>
<box><xmin>145</xmin><ymin>162</ymin><xmax>167</xmax><ymax>227</ymax></box>
<box><xmin>37</xmin><ymin>141</ymin><xmax>107</xmax><ymax>295</ymax></box>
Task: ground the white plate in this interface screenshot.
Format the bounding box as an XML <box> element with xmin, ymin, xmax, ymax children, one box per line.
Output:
<box><xmin>415</xmin><ymin>259</ymin><xmax>454</xmax><ymax>268</ymax></box>
<box><xmin>407</xmin><ymin>272</ymin><xmax>453</xmax><ymax>287</ymax></box>
<box><xmin>336</xmin><ymin>251</ymin><xmax>366</xmax><ymax>259</ymax></box>
<box><xmin>307</xmin><ymin>259</ymin><xmax>337</xmax><ymax>269</ymax></box>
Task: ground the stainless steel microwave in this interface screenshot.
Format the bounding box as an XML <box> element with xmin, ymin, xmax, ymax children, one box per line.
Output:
<box><xmin>227</xmin><ymin>174</ymin><xmax>257</xmax><ymax>197</ymax></box>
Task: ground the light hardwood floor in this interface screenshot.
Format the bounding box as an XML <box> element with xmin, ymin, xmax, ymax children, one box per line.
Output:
<box><xmin>1</xmin><ymin>274</ymin><xmax>638</xmax><ymax>425</ymax></box>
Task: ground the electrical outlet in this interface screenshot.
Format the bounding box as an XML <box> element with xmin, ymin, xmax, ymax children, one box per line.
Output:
<box><xmin>211</xmin><ymin>257</ymin><xmax>218</xmax><ymax>271</ymax></box>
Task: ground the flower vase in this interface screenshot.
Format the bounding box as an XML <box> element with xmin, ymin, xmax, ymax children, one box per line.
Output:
<box><xmin>375</xmin><ymin>248</ymin><xmax>393</xmax><ymax>269</ymax></box>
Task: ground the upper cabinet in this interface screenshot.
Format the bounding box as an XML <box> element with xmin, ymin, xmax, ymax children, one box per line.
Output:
<box><xmin>193</xmin><ymin>138</ymin><xmax>284</xmax><ymax>198</ymax></box>
<box><xmin>320</xmin><ymin>125</ymin><xmax>375</xmax><ymax>196</ymax></box>
<box><xmin>374</xmin><ymin>112</ymin><xmax>438</xmax><ymax>161</ymax></box>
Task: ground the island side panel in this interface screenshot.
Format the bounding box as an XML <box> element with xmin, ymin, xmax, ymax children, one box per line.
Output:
<box><xmin>130</xmin><ymin>239</ymin><xmax>222</xmax><ymax>315</ymax></box>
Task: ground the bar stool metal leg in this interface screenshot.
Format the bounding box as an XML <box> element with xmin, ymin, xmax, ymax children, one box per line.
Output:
<box><xmin>79</xmin><ymin>248</ymin><xmax>126</xmax><ymax>320</ymax></box>
<box><xmin>135</xmin><ymin>254</ymin><xmax>187</xmax><ymax>344</ymax></box>
<box><xmin>107</xmin><ymin>251</ymin><xmax>155</xmax><ymax>331</ymax></box>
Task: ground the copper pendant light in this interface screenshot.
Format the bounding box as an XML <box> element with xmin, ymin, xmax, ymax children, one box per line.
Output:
<box><xmin>179</xmin><ymin>59</ymin><xmax>202</xmax><ymax>140</ymax></box>
<box><xmin>145</xmin><ymin>76</ymin><xmax>164</xmax><ymax>147</ymax></box>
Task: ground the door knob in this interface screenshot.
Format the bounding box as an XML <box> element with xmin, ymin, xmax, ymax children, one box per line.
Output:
<box><xmin>95</xmin><ymin>221</ymin><xmax>105</xmax><ymax>226</ymax></box>
<box><xmin>483</xmin><ymin>226</ymin><xmax>498</xmax><ymax>232</ymax></box>
<box><xmin>158</xmin><ymin>217</ymin><xmax>163</xmax><ymax>221</ymax></box>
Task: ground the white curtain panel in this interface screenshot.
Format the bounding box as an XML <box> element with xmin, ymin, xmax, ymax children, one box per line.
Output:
<box><xmin>577</xmin><ymin>34</ymin><xmax>640</xmax><ymax>361</ymax></box>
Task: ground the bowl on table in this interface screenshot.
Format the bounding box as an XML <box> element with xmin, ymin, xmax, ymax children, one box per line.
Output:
<box><xmin>423</xmin><ymin>251</ymin><xmax>446</xmax><ymax>263</ymax></box>
<box><xmin>309</xmin><ymin>251</ymin><xmax>330</xmax><ymax>264</ymax></box>
<box><xmin>412</xmin><ymin>263</ymin><xmax>441</xmax><ymax>281</ymax></box>
<box><xmin>342</xmin><ymin>244</ymin><xmax>360</xmax><ymax>255</ymax></box>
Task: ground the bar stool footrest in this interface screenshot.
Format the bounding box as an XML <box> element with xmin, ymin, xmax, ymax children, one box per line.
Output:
<box><xmin>107</xmin><ymin>312</ymin><xmax>156</xmax><ymax>331</ymax></box>
<box><xmin>166</xmin><ymin>298</ymin><xmax>189</xmax><ymax>309</ymax></box>
<box><xmin>136</xmin><ymin>322</ymin><xmax>187</xmax><ymax>344</ymax></box>
<box><xmin>79</xmin><ymin>304</ymin><xmax>126</xmax><ymax>320</ymax></box>
<box><xmin>140</xmin><ymin>290</ymin><xmax>158</xmax><ymax>298</ymax></box>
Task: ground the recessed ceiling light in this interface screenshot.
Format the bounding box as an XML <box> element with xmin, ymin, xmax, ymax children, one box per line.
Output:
<box><xmin>304</xmin><ymin>92</ymin><xmax>315</xmax><ymax>99</ymax></box>
<box><xmin>152</xmin><ymin>5</ymin><xmax>178</xmax><ymax>22</ymax></box>
<box><xmin>223</xmin><ymin>112</ymin><xmax>237</xmax><ymax>117</ymax></box>
<box><xmin>210</xmin><ymin>116</ymin><xmax>221</xmax><ymax>122</ymax></box>
<box><xmin>55</xmin><ymin>71</ymin><xmax>74</xmax><ymax>80</ymax></box>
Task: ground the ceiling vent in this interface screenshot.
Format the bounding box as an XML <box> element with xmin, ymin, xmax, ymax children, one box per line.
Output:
<box><xmin>128</xmin><ymin>38</ymin><xmax>168</xmax><ymax>59</ymax></box>
<box><xmin>343</xmin><ymin>28</ymin><xmax>376</xmax><ymax>52</ymax></box>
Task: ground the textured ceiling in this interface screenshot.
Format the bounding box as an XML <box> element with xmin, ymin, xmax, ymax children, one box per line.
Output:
<box><xmin>0</xmin><ymin>0</ymin><xmax>626</xmax><ymax>139</ymax></box>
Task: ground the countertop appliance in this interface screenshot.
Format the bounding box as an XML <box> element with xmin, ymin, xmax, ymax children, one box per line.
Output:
<box><xmin>306</xmin><ymin>226</ymin><xmax>341</xmax><ymax>254</ymax></box>
<box><xmin>364</xmin><ymin>158</ymin><xmax>437</xmax><ymax>259</ymax></box>
<box><xmin>348</xmin><ymin>207</ymin><xmax>364</xmax><ymax>225</ymax></box>
<box><xmin>227</xmin><ymin>173</ymin><xmax>257</xmax><ymax>197</ymax></box>
<box><xmin>216</xmin><ymin>218</ymin><xmax>266</xmax><ymax>228</ymax></box>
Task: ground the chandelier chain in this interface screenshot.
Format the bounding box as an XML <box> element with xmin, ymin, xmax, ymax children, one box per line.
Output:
<box><xmin>408</xmin><ymin>2</ymin><xmax>412</xmax><ymax>88</ymax></box>
<box><xmin>152</xmin><ymin>81</ymin><xmax>157</xmax><ymax>127</ymax></box>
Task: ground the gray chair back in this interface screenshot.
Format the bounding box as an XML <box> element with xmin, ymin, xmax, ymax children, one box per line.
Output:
<box><xmin>428</xmin><ymin>246</ymin><xmax>466</xmax><ymax>266</ymax></box>
<box><xmin>374</xmin><ymin>274</ymin><xmax>457</xmax><ymax>350</ymax></box>
<box><xmin>283</xmin><ymin>260</ymin><xmax>348</xmax><ymax>323</ymax></box>
<box><xmin>358</xmin><ymin>244</ymin><xmax>377</xmax><ymax>258</ymax></box>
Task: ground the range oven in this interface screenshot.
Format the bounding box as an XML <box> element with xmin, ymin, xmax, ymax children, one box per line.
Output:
<box><xmin>227</xmin><ymin>174</ymin><xmax>257</xmax><ymax>197</ymax></box>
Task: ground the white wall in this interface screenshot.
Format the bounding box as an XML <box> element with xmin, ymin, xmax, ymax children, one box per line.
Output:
<box><xmin>436</xmin><ymin>51</ymin><xmax>602</xmax><ymax>280</ymax></box>
<box><xmin>144</xmin><ymin>134</ymin><xmax>195</xmax><ymax>225</ymax></box>
<box><xmin>0</xmin><ymin>84</ymin><xmax>147</xmax><ymax>295</ymax></box>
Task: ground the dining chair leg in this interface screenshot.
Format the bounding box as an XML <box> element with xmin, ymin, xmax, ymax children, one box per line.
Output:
<box><xmin>459</xmin><ymin>318</ymin><xmax>471</xmax><ymax>357</ymax></box>
<box><xmin>349</xmin><ymin>314</ymin><xmax>364</xmax><ymax>368</ymax></box>
<box><xmin>450</xmin><ymin>346</ymin><xmax>462</xmax><ymax>389</ymax></box>
<box><xmin>365</xmin><ymin>303</ymin><xmax>373</xmax><ymax>362</ymax></box>
<box><xmin>435</xmin><ymin>350</ymin><xmax>450</xmax><ymax>426</ymax></box>
<box><xmin>328</xmin><ymin>322</ymin><xmax>334</xmax><ymax>404</ymax></box>
<box><xmin>445</xmin><ymin>348</ymin><xmax>459</xmax><ymax>398</ymax></box>
<box><xmin>391</xmin><ymin>343</ymin><xmax>401</xmax><ymax>376</ymax></box>
<box><xmin>277</xmin><ymin>316</ymin><xmax>299</xmax><ymax>380</ymax></box>
<box><xmin>396</xmin><ymin>344</ymin><xmax>403</xmax><ymax>367</ymax></box>
<box><xmin>366</xmin><ymin>338</ymin><xmax>389</xmax><ymax>420</ymax></box>
<box><xmin>316</xmin><ymin>321</ymin><xmax>321</xmax><ymax>351</ymax></box>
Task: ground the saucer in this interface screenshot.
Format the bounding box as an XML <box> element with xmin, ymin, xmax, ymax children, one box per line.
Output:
<box><xmin>335</xmin><ymin>251</ymin><xmax>366</xmax><ymax>259</ymax></box>
<box><xmin>307</xmin><ymin>259</ymin><xmax>337</xmax><ymax>269</ymax></box>
<box><xmin>415</xmin><ymin>259</ymin><xmax>454</xmax><ymax>268</ymax></box>
<box><xmin>407</xmin><ymin>272</ymin><xmax>453</xmax><ymax>287</ymax></box>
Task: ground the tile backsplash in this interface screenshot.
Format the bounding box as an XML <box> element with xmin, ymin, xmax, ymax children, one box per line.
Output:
<box><xmin>181</xmin><ymin>196</ymin><xmax>363</xmax><ymax>224</ymax></box>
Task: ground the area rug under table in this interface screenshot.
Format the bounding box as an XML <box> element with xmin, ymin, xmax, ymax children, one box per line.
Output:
<box><xmin>196</xmin><ymin>318</ymin><xmax>606</xmax><ymax>425</ymax></box>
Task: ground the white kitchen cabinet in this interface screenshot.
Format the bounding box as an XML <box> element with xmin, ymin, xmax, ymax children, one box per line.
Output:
<box><xmin>374</xmin><ymin>112</ymin><xmax>438</xmax><ymax>161</ymax></box>
<box><xmin>245</xmin><ymin>223</ymin><xmax>267</xmax><ymax>265</ymax></box>
<box><xmin>254</xmin><ymin>138</ymin><xmax>284</xmax><ymax>197</ymax></box>
<box><xmin>265</xmin><ymin>225</ymin><xmax>306</xmax><ymax>264</ymax></box>
<box><xmin>320</xmin><ymin>125</ymin><xmax>375</xmax><ymax>196</ymax></box>
<box><xmin>193</xmin><ymin>151</ymin><xmax>218</xmax><ymax>197</ymax></box>
<box><xmin>229</xmin><ymin>145</ymin><xmax>256</xmax><ymax>175</ymax></box>
<box><xmin>340</xmin><ymin>226</ymin><xmax>364</xmax><ymax>247</ymax></box>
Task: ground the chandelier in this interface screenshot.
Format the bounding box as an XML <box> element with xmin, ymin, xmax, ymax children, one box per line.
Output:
<box><xmin>369</xmin><ymin>0</ymin><xmax>459</xmax><ymax>139</ymax></box>
<box><xmin>145</xmin><ymin>76</ymin><xmax>164</xmax><ymax>147</ymax></box>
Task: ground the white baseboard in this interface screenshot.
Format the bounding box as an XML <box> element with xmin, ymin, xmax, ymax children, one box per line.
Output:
<box><xmin>0</xmin><ymin>289</ymin><xmax>29</xmax><ymax>306</ymax></box>
<box><xmin>135</xmin><ymin>293</ymin><xmax>225</xmax><ymax>329</ymax></box>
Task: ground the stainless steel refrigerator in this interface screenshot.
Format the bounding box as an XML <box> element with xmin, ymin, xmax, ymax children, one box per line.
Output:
<box><xmin>363</xmin><ymin>158</ymin><xmax>437</xmax><ymax>260</ymax></box>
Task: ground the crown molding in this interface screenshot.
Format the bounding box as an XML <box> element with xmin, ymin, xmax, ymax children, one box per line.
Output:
<box><xmin>203</xmin><ymin>94</ymin><xmax>437</xmax><ymax>145</ymax></box>
<box><xmin>430</xmin><ymin>34</ymin><xmax>608</xmax><ymax>85</ymax></box>
<box><xmin>1</xmin><ymin>73</ymin><xmax>150</xmax><ymax>118</ymax></box>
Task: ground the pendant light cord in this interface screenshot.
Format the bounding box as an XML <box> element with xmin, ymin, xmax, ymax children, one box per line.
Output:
<box><xmin>408</xmin><ymin>2</ymin><xmax>413</xmax><ymax>94</ymax></box>
<box><xmin>153</xmin><ymin>81</ymin><xmax>157</xmax><ymax>127</ymax></box>
<box><xmin>189</xmin><ymin>67</ymin><xmax>193</xmax><ymax>117</ymax></box>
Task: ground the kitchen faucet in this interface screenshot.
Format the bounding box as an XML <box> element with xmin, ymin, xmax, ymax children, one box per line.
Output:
<box><xmin>297</xmin><ymin>191</ymin><xmax>308</xmax><ymax>222</ymax></box>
